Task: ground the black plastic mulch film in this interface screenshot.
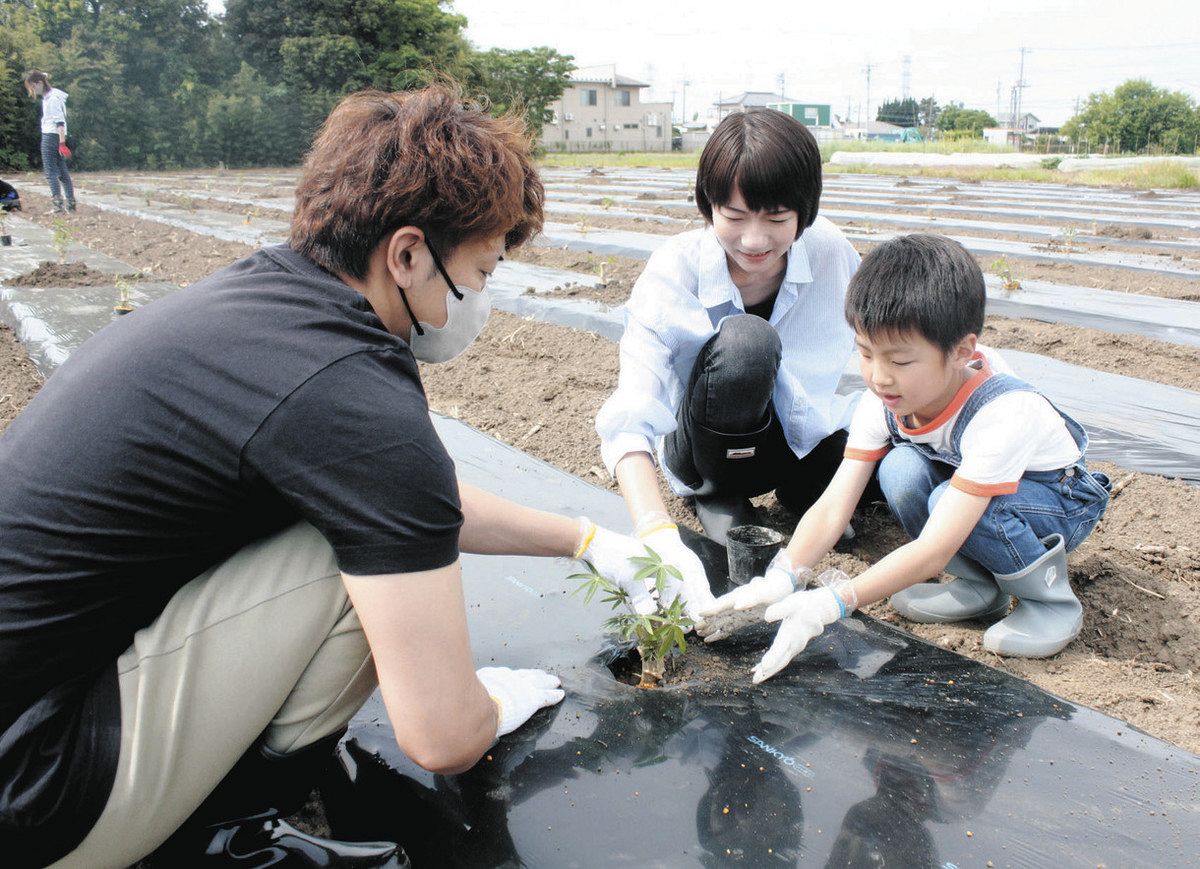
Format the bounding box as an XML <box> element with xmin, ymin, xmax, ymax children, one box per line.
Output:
<box><xmin>327</xmin><ymin>417</ymin><xmax>1200</xmax><ymax>868</ymax></box>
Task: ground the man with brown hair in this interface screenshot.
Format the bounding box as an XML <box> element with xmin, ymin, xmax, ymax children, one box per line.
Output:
<box><xmin>0</xmin><ymin>86</ymin><xmax>658</xmax><ymax>868</ymax></box>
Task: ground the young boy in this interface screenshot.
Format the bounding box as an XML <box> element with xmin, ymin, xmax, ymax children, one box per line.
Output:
<box><xmin>700</xmin><ymin>234</ymin><xmax>1111</xmax><ymax>682</ymax></box>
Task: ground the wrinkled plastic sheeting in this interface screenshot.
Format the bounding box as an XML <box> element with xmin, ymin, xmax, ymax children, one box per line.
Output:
<box><xmin>829</xmin><ymin>151</ymin><xmax>1048</xmax><ymax>168</ymax></box>
<box><xmin>0</xmin><ymin>280</ymin><xmax>177</xmax><ymax>377</ymax></box>
<box><xmin>984</xmin><ymin>277</ymin><xmax>1200</xmax><ymax>348</ymax></box>
<box><xmin>537</xmin><ymin>222</ymin><xmax>1200</xmax><ymax>346</ymax></box>
<box><xmin>489</xmin><ymin>261</ymin><xmax>625</xmax><ymax>341</ymax></box>
<box><xmin>838</xmin><ymin>349</ymin><xmax>1200</xmax><ymax>484</ymax></box>
<box><xmin>9</xmin><ymin>182</ymin><xmax>289</xmax><ymax>247</ymax></box>
<box><xmin>325</xmin><ymin>415</ymin><xmax>1200</xmax><ymax>869</ymax></box>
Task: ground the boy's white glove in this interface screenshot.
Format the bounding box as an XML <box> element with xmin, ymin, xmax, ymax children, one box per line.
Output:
<box><xmin>573</xmin><ymin>519</ymin><xmax>657</xmax><ymax>615</ymax></box>
<box><xmin>697</xmin><ymin>552</ymin><xmax>814</xmax><ymax>643</ymax></box>
<box><xmin>751</xmin><ymin>569</ymin><xmax>858</xmax><ymax>684</ymax></box>
<box><xmin>476</xmin><ymin>666</ymin><xmax>565</xmax><ymax>738</ymax></box>
<box><xmin>635</xmin><ymin>513</ymin><xmax>716</xmax><ymax>624</ymax></box>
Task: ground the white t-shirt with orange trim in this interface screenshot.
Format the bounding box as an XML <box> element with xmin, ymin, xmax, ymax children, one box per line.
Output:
<box><xmin>844</xmin><ymin>346</ymin><xmax>1082</xmax><ymax>496</ymax></box>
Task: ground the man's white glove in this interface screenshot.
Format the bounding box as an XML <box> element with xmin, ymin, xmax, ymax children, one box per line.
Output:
<box><xmin>476</xmin><ymin>666</ymin><xmax>565</xmax><ymax>738</ymax></box>
<box><xmin>697</xmin><ymin>552</ymin><xmax>814</xmax><ymax>643</ymax></box>
<box><xmin>634</xmin><ymin>512</ymin><xmax>716</xmax><ymax>624</ymax></box>
<box><xmin>573</xmin><ymin>519</ymin><xmax>657</xmax><ymax>615</ymax></box>
<box><xmin>751</xmin><ymin>569</ymin><xmax>858</xmax><ymax>684</ymax></box>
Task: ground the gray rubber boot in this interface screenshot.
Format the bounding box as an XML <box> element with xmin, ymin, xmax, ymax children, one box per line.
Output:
<box><xmin>889</xmin><ymin>552</ymin><xmax>1011</xmax><ymax>624</ymax></box>
<box><xmin>983</xmin><ymin>533</ymin><xmax>1080</xmax><ymax>658</ymax></box>
<box><xmin>693</xmin><ymin>493</ymin><xmax>757</xmax><ymax>547</ymax></box>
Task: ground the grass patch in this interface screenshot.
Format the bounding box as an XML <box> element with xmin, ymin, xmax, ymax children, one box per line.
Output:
<box><xmin>817</xmin><ymin>139</ymin><xmax>1014</xmax><ymax>162</ymax></box>
<box><xmin>825</xmin><ymin>159</ymin><xmax>1200</xmax><ymax>189</ymax></box>
<box><xmin>1070</xmin><ymin>160</ymin><xmax>1199</xmax><ymax>189</ymax></box>
<box><xmin>538</xmin><ymin>151</ymin><xmax>700</xmax><ymax>170</ymax></box>
<box><xmin>826</xmin><ymin>163</ymin><xmax>1062</xmax><ymax>185</ymax></box>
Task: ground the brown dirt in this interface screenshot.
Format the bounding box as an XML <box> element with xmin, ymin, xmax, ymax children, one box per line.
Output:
<box><xmin>5</xmin><ymin>174</ymin><xmax>1200</xmax><ymax>754</ymax></box>
<box><xmin>6</xmin><ymin>261</ymin><xmax>136</xmax><ymax>288</ymax></box>
<box><xmin>0</xmin><ymin>324</ymin><xmax>43</xmax><ymax>430</ymax></box>
<box><xmin>16</xmin><ymin>189</ymin><xmax>254</xmax><ymax>287</ymax></box>
<box><xmin>546</xmin><ymin>211</ymin><xmax>688</xmax><ymax>235</ymax></box>
<box><xmin>982</xmin><ymin>316</ymin><xmax>1200</xmax><ymax>391</ymax></box>
<box><xmin>509</xmin><ymin>245</ymin><xmax>647</xmax><ymax>307</ymax></box>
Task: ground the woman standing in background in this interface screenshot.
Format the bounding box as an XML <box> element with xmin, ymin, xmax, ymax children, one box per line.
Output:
<box><xmin>23</xmin><ymin>70</ymin><xmax>76</xmax><ymax>214</ymax></box>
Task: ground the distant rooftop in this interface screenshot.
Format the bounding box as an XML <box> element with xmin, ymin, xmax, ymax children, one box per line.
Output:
<box><xmin>714</xmin><ymin>92</ymin><xmax>802</xmax><ymax>107</ymax></box>
<box><xmin>570</xmin><ymin>64</ymin><xmax>650</xmax><ymax>88</ymax></box>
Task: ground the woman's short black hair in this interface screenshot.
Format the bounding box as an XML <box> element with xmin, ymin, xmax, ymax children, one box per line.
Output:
<box><xmin>844</xmin><ymin>234</ymin><xmax>986</xmax><ymax>353</ymax></box>
<box><xmin>694</xmin><ymin>110</ymin><xmax>822</xmax><ymax>237</ymax></box>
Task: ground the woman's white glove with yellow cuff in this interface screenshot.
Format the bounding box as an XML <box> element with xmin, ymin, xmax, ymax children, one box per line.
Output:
<box><xmin>630</xmin><ymin>512</ymin><xmax>716</xmax><ymax>624</ymax></box>
<box><xmin>697</xmin><ymin>551</ymin><xmax>814</xmax><ymax>643</ymax></box>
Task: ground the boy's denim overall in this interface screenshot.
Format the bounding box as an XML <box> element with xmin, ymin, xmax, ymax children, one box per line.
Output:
<box><xmin>876</xmin><ymin>374</ymin><xmax>1111</xmax><ymax>575</ymax></box>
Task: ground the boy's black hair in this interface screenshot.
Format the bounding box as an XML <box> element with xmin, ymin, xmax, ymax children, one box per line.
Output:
<box><xmin>844</xmin><ymin>234</ymin><xmax>985</xmax><ymax>353</ymax></box>
<box><xmin>695</xmin><ymin>110</ymin><xmax>821</xmax><ymax>238</ymax></box>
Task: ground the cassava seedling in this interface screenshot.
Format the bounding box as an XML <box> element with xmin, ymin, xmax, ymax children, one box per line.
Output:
<box><xmin>990</xmin><ymin>257</ymin><xmax>1020</xmax><ymax>291</ymax></box>
<box><xmin>51</xmin><ymin>218</ymin><xmax>72</xmax><ymax>262</ymax></box>
<box><xmin>571</xmin><ymin>544</ymin><xmax>693</xmax><ymax>688</ymax></box>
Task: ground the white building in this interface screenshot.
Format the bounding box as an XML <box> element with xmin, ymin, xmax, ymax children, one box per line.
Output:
<box><xmin>542</xmin><ymin>65</ymin><xmax>674</xmax><ymax>152</ymax></box>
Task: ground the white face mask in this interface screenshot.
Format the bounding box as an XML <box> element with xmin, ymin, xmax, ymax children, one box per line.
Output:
<box><xmin>397</xmin><ymin>242</ymin><xmax>492</xmax><ymax>364</ymax></box>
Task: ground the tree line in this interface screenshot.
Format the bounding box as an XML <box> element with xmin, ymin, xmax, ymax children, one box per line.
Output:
<box><xmin>875</xmin><ymin>80</ymin><xmax>1200</xmax><ymax>154</ymax></box>
<box><xmin>0</xmin><ymin>0</ymin><xmax>574</xmax><ymax>171</ymax></box>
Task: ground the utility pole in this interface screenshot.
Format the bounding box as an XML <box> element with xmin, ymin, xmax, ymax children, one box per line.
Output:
<box><xmin>1014</xmin><ymin>46</ymin><xmax>1029</xmax><ymax>151</ymax></box>
<box><xmin>863</xmin><ymin>61</ymin><xmax>874</xmax><ymax>130</ymax></box>
<box><xmin>681</xmin><ymin>79</ymin><xmax>690</xmax><ymax>125</ymax></box>
<box><xmin>996</xmin><ymin>80</ymin><xmax>1002</xmax><ymax>122</ymax></box>
<box><xmin>901</xmin><ymin>55</ymin><xmax>911</xmax><ymax>101</ymax></box>
<box><xmin>777</xmin><ymin>72</ymin><xmax>786</xmax><ymax>99</ymax></box>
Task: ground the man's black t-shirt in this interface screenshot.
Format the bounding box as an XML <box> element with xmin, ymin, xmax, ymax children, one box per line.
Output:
<box><xmin>0</xmin><ymin>245</ymin><xmax>463</xmax><ymax>862</ymax></box>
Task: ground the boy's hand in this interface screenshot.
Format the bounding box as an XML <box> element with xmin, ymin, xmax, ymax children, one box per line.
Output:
<box><xmin>751</xmin><ymin>570</ymin><xmax>858</xmax><ymax>684</ymax></box>
<box><xmin>57</xmin><ymin>142</ymin><xmax>72</xmax><ymax>159</ymax></box>
<box><xmin>574</xmin><ymin>520</ymin><xmax>657</xmax><ymax>615</ymax></box>
<box><xmin>697</xmin><ymin>553</ymin><xmax>813</xmax><ymax>643</ymax></box>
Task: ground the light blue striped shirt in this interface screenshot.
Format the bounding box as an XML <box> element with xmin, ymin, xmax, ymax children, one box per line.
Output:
<box><xmin>596</xmin><ymin>217</ymin><xmax>861</xmax><ymax>495</ymax></box>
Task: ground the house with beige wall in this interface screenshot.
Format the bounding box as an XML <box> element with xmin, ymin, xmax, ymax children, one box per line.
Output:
<box><xmin>543</xmin><ymin>65</ymin><xmax>673</xmax><ymax>152</ymax></box>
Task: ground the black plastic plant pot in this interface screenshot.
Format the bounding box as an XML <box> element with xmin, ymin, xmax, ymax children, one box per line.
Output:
<box><xmin>725</xmin><ymin>524</ymin><xmax>784</xmax><ymax>585</ymax></box>
<box><xmin>1</xmin><ymin>234</ymin><xmax>11</xmax><ymax>247</ymax></box>
<box><xmin>325</xmin><ymin>417</ymin><xmax>1200</xmax><ymax>868</ymax></box>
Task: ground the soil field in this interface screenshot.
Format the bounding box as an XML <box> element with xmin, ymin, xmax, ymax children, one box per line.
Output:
<box><xmin>2</xmin><ymin>173</ymin><xmax>1198</xmax><ymax>755</ymax></box>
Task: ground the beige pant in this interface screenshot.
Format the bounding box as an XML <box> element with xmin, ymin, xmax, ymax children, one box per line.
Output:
<box><xmin>51</xmin><ymin>522</ymin><xmax>379</xmax><ymax>869</ymax></box>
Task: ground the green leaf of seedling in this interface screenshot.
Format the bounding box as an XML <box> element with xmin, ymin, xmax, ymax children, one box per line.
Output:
<box><xmin>640</xmin><ymin>544</ymin><xmax>663</xmax><ymax>561</ymax></box>
<box><xmin>666</xmin><ymin>564</ymin><xmax>683</xmax><ymax>581</ymax></box>
<box><xmin>633</xmin><ymin>564</ymin><xmax>659</xmax><ymax>583</ymax></box>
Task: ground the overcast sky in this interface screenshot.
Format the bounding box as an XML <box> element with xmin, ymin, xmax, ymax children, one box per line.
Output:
<box><xmin>450</xmin><ymin>0</ymin><xmax>1200</xmax><ymax>126</ymax></box>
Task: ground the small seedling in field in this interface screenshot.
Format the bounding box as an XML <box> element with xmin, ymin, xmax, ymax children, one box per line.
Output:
<box><xmin>576</xmin><ymin>218</ymin><xmax>590</xmax><ymax>237</ymax></box>
<box><xmin>599</xmin><ymin>196</ymin><xmax>615</xmax><ymax>211</ymax></box>
<box><xmin>990</xmin><ymin>257</ymin><xmax>1020</xmax><ymax>291</ymax></box>
<box><xmin>177</xmin><ymin>193</ymin><xmax>193</xmax><ymax>211</ymax></box>
<box><xmin>113</xmin><ymin>274</ymin><xmax>135</xmax><ymax>315</ymax></box>
<box><xmin>244</xmin><ymin>209</ymin><xmax>254</xmax><ymax>225</ymax></box>
<box><xmin>51</xmin><ymin>218</ymin><xmax>72</xmax><ymax>262</ymax></box>
<box><xmin>571</xmin><ymin>545</ymin><xmax>693</xmax><ymax>687</ymax></box>
<box><xmin>1057</xmin><ymin>225</ymin><xmax>1078</xmax><ymax>254</ymax></box>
